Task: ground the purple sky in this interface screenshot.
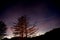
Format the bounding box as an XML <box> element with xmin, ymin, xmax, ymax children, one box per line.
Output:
<box><xmin>0</xmin><ymin>0</ymin><xmax>60</xmax><ymax>37</ymax></box>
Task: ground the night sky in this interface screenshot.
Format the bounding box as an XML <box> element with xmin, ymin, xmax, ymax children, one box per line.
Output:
<box><xmin>0</xmin><ymin>0</ymin><xmax>60</xmax><ymax>37</ymax></box>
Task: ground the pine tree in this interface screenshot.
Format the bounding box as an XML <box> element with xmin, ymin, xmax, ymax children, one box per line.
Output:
<box><xmin>13</xmin><ymin>16</ymin><xmax>37</xmax><ymax>38</ymax></box>
<box><xmin>0</xmin><ymin>21</ymin><xmax>6</xmax><ymax>39</ymax></box>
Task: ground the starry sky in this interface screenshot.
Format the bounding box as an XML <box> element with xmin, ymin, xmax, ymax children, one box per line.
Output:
<box><xmin>0</xmin><ymin>0</ymin><xmax>60</xmax><ymax>37</ymax></box>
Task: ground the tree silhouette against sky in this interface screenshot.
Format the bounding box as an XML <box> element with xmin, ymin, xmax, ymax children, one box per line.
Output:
<box><xmin>0</xmin><ymin>21</ymin><xmax>6</xmax><ymax>39</ymax></box>
<box><xmin>13</xmin><ymin>15</ymin><xmax>37</xmax><ymax>38</ymax></box>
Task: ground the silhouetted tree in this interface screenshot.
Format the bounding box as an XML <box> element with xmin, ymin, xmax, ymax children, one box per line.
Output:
<box><xmin>0</xmin><ymin>21</ymin><xmax>6</xmax><ymax>40</ymax></box>
<box><xmin>13</xmin><ymin>16</ymin><xmax>37</xmax><ymax>38</ymax></box>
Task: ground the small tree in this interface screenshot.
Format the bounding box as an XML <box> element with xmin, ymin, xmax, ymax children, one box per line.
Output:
<box><xmin>0</xmin><ymin>21</ymin><xmax>6</xmax><ymax>39</ymax></box>
<box><xmin>13</xmin><ymin>16</ymin><xmax>37</xmax><ymax>38</ymax></box>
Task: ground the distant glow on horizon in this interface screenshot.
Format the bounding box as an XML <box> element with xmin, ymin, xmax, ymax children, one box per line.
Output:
<box><xmin>4</xmin><ymin>31</ymin><xmax>45</xmax><ymax>39</ymax></box>
<box><xmin>4</xmin><ymin>35</ymin><xmax>14</xmax><ymax>39</ymax></box>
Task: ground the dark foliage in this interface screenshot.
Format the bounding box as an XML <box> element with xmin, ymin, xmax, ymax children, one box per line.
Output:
<box><xmin>0</xmin><ymin>21</ymin><xmax>6</xmax><ymax>36</ymax></box>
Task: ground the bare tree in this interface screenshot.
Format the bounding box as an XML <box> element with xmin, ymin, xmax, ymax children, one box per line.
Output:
<box><xmin>13</xmin><ymin>15</ymin><xmax>37</xmax><ymax>38</ymax></box>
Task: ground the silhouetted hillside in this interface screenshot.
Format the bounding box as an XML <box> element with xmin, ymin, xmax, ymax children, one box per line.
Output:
<box><xmin>2</xmin><ymin>28</ymin><xmax>60</xmax><ymax>40</ymax></box>
<box><xmin>43</xmin><ymin>28</ymin><xmax>60</xmax><ymax>40</ymax></box>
